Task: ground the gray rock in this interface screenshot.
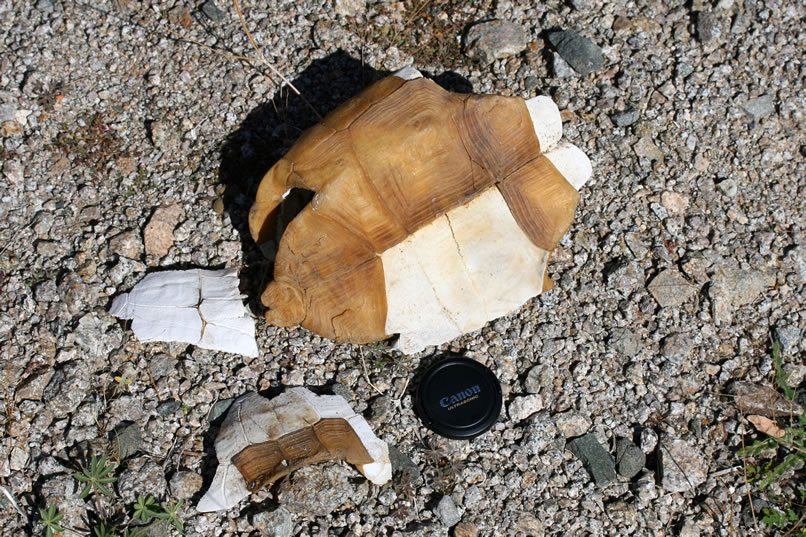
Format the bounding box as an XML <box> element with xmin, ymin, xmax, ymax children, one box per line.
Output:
<box><xmin>388</xmin><ymin>445</ymin><xmax>421</xmax><ymax>479</ymax></box>
<box><xmin>551</xmin><ymin>52</ymin><xmax>577</xmax><ymax>79</ymax></box>
<box><xmin>169</xmin><ymin>470</ymin><xmax>203</xmax><ymax>499</ymax></box>
<box><xmin>546</xmin><ymin>30</ymin><xmax>604</xmax><ymax>75</ymax></box>
<box><xmin>517</xmin><ymin>512</ymin><xmax>545</xmax><ymax>534</ymax></box>
<box><xmin>775</xmin><ymin>325</ymin><xmax>802</xmax><ymax>353</ymax></box>
<box><xmin>149</xmin><ymin>354</ymin><xmax>177</xmax><ymax>378</ymax></box>
<box><xmin>610</xmin><ymin>328</ymin><xmax>642</xmax><ymax>356</ymax></box>
<box><xmin>716</xmin><ymin>178</ymin><xmax>738</xmax><ymax>197</ymax></box>
<box><xmin>114</xmin><ymin>422</ymin><xmax>143</xmax><ymax>459</ymax></box>
<box><xmin>150</xmin><ymin>121</ymin><xmax>179</xmax><ymax>152</ymax></box>
<box><xmin>728</xmin><ymin>381</ymin><xmax>803</xmax><ymax>418</ymax></box>
<box><xmin>252</xmin><ymin>507</ymin><xmax>294</xmax><ymax>537</ymax></box>
<box><xmin>615</xmin><ymin>438</ymin><xmax>645</xmax><ymax>479</ymax></box>
<box><xmin>661</xmin><ymin>439</ymin><xmax>707</xmax><ymax>492</ymax></box>
<box><xmin>624</xmin><ymin>232</ymin><xmax>649</xmax><ymax>259</ymax></box>
<box><xmin>524</xmin><ymin>75</ymin><xmax>539</xmax><ymax>91</ymax></box>
<box><xmin>568</xmin><ymin>0</ymin><xmax>594</xmax><ymax>10</ymax></box>
<box><xmin>208</xmin><ymin>398</ymin><xmax>234</xmax><ymax>422</ymax></box>
<box><xmin>634</xmin><ymin>135</ymin><xmax>664</xmax><ymax>161</ymax></box>
<box><xmin>0</xmin><ymin>103</ymin><xmax>17</xmax><ymax>123</ymax></box>
<box><xmin>647</xmin><ymin>269</ymin><xmax>696</xmax><ymax>308</ymax></box>
<box><xmin>612</xmin><ymin>108</ymin><xmax>639</xmax><ymax>127</ymax></box>
<box><xmin>368</xmin><ymin>394</ymin><xmax>391</xmax><ymax>424</ymax></box>
<box><xmin>200</xmin><ymin>0</ymin><xmax>224</xmax><ymax>23</ymax></box>
<box><xmin>649</xmin><ymin>202</ymin><xmax>668</xmax><ymax>220</ymax></box>
<box><xmin>435</xmin><ymin>495</ymin><xmax>461</xmax><ymax>527</ymax></box>
<box><xmin>109</xmin><ymin>230</ymin><xmax>143</xmax><ymax>259</ymax></box>
<box><xmin>15</xmin><ymin>368</ymin><xmax>54</xmax><ymax>402</ymax></box>
<box><xmin>568</xmin><ymin>434</ymin><xmax>617</xmax><ymax>486</ymax></box>
<box><xmin>37</xmin><ymin>0</ymin><xmax>54</xmax><ymax>13</ymax></box>
<box><xmin>523</xmin><ymin>364</ymin><xmax>549</xmax><ymax>393</ymax></box>
<box><xmin>742</xmin><ymin>95</ymin><xmax>774</xmax><ymax>120</ymax></box>
<box><xmin>709</xmin><ymin>265</ymin><xmax>767</xmax><ymax>325</ymax></box>
<box><xmin>660</xmin><ymin>333</ymin><xmax>694</xmax><ymax>360</ymax></box>
<box><xmin>696</xmin><ymin>11</ymin><xmax>720</xmax><ymax>43</ymax></box>
<box><xmin>464</xmin><ymin>20</ymin><xmax>526</xmax><ymax>64</ymax></box>
<box><xmin>74</xmin><ymin>313</ymin><xmax>117</xmax><ymax>359</ymax></box>
<box><xmin>156</xmin><ymin>400</ymin><xmax>181</xmax><ymax>416</ymax></box>
<box><xmin>606</xmin><ymin>260</ymin><xmax>645</xmax><ymax>294</ymax></box>
<box><xmin>333</xmin><ymin>0</ymin><xmax>365</xmax><ymax>17</ymax></box>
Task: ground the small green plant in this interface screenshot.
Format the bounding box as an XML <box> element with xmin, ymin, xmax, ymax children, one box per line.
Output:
<box><xmin>94</xmin><ymin>523</ymin><xmax>116</xmax><ymax>537</ymax></box>
<box><xmin>421</xmin><ymin>437</ymin><xmax>464</xmax><ymax>495</ymax></box>
<box><xmin>739</xmin><ymin>340</ymin><xmax>806</xmax><ymax>534</ymax></box>
<box><xmin>40</xmin><ymin>505</ymin><xmax>64</xmax><ymax>537</ymax></box>
<box><xmin>74</xmin><ymin>454</ymin><xmax>118</xmax><ymax>498</ymax></box>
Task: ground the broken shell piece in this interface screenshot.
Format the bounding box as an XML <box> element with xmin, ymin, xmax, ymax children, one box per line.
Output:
<box><xmin>109</xmin><ymin>268</ymin><xmax>258</xmax><ymax>357</ymax></box>
<box><xmin>248</xmin><ymin>66</ymin><xmax>592</xmax><ymax>353</ymax></box>
<box><xmin>196</xmin><ymin>388</ymin><xmax>391</xmax><ymax>512</ymax></box>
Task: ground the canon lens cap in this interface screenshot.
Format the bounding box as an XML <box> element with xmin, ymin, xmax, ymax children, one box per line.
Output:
<box><xmin>415</xmin><ymin>354</ymin><xmax>502</xmax><ymax>440</ymax></box>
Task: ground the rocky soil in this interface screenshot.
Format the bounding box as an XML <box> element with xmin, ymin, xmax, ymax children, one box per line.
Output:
<box><xmin>1</xmin><ymin>0</ymin><xmax>805</xmax><ymax>536</ymax></box>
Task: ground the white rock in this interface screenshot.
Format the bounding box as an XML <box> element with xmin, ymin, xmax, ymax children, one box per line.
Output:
<box><xmin>109</xmin><ymin>268</ymin><xmax>258</xmax><ymax>357</ymax></box>
<box><xmin>508</xmin><ymin>394</ymin><xmax>544</xmax><ymax>422</ymax></box>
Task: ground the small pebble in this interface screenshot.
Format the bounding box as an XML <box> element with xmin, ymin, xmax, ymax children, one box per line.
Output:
<box><xmin>612</xmin><ymin>108</ymin><xmax>639</xmax><ymax>127</ymax></box>
<box><xmin>201</xmin><ymin>0</ymin><xmax>225</xmax><ymax>23</ymax></box>
<box><xmin>464</xmin><ymin>20</ymin><xmax>527</xmax><ymax>64</ymax></box>
<box><xmin>742</xmin><ymin>95</ymin><xmax>775</xmax><ymax>120</ymax></box>
<box><xmin>435</xmin><ymin>495</ymin><xmax>461</xmax><ymax>527</ymax></box>
<box><xmin>169</xmin><ymin>470</ymin><xmax>203</xmax><ymax>499</ymax></box>
<box><xmin>546</xmin><ymin>29</ymin><xmax>604</xmax><ymax>75</ymax></box>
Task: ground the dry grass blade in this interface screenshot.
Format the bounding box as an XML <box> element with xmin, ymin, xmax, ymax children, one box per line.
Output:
<box><xmin>0</xmin><ymin>485</ymin><xmax>28</xmax><ymax>521</ymax></box>
<box><xmin>232</xmin><ymin>0</ymin><xmax>322</xmax><ymax>120</ymax></box>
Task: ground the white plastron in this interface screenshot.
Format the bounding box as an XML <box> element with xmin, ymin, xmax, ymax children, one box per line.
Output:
<box><xmin>382</xmin><ymin>188</ymin><xmax>550</xmax><ymax>354</ymax></box>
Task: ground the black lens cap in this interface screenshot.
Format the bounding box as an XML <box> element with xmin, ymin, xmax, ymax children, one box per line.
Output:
<box><xmin>415</xmin><ymin>354</ymin><xmax>502</xmax><ymax>440</ymax></box>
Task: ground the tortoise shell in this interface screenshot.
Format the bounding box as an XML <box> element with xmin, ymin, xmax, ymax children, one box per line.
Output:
<box><xmin>249</xmin><ymin>67</ymin><xmax>591</xmax><ymax>353</ymax></box>
<box><xmin>197</xmin><ymin>388</ymin><xmax>390</xmax><ymax>512</ymax></box>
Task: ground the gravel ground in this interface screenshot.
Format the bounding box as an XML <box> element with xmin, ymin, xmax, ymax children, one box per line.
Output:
<box><xmin>1</xmin><ymin>0</ymin><xmax>805</xmax><ymax>536</ymax></box>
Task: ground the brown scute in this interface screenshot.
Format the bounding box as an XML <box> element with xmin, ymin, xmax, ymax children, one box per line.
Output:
<box><xmin>321</xmin><ymin>75</ymin><xmax>406</xmax><ymax>130</ymax></box>
<box><xmin>461</xmin><ymin>94</ymin><xmax>542</xmax><ymax>177</ymax></box>
<box><xmin>302</xmin><ymin>256</ymin><xmax>388</xmax><ymax>342</ymax></box>
<box><xmin>232</xmin><ymin>418</ymin><xmax>373</xmax><ymax>492</ymax></box>
<box><xmin>274</xmin><ymin>206</ymin><xmax>376</xmax><ymax>289</ymax></box>
<box><xmin>261</xmin><ymin>280</ymin><xmax>305</xmax><ymax>327</ymax></box>
<box><xmin>349</xmin><ymin>77</ymin><xmax>476</xmax><ymax>232</ymax></box>
<box><xmin>248</xmin><ymin>158</ymin><xmax>294</xmax><ymax>244</ymax></box>
<box><xmin>283</xmin><ymin>123</ymin><xmax>338</xmax><ymax>172</ymax></box>
<box><xmin>498</xmin><ymin>155</ymin><xmax>580</xmax><ymax>251</ymax></box>
<box><xmin>308</xmin><ymin>149</ymin><xmax>408</xmax><ymax>252</ymax></box>
<box><xmin>231</xmin><ymin>441</ymin><xmax>286</xmax><ymax>491</ymax></box>
<box><xmin>313</xmin><ymin>418</ymin><xmax>373</xmax><ymax>465</ymax></box>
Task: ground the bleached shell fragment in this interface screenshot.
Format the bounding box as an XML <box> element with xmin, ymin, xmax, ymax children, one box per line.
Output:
<box><xmin>109</xmin><ymin>268</ymin><xmax>258</xmax><ymax>357</ymax></box>
<box><xmin>393</xmin><ymin>66</ymin><xmax>424</xmax><ymax>81</ymax></box>
<box><xmin>525</xmin><ymin>95</ymin><xmax>562</xmax><ymax>152</ymax></box>
<box><xmin>383</xmin><ymin>188</ymin><xmax>550</xmax><ymax>354</ymax></box>
<box><xmin>196</xmin><ymin>388</ymin><xmax>391</xmax><ymax>512</ymax></box>
<box><xmin>543</xmin><ymin>141</ymin><xmax>593</xmax><ymax>191</ymax></box>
